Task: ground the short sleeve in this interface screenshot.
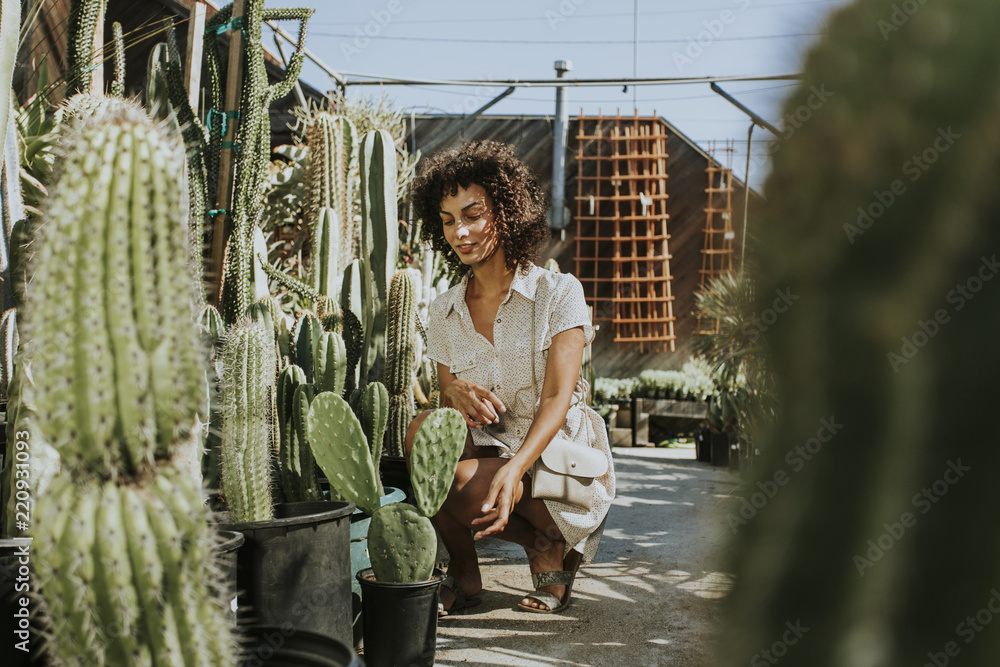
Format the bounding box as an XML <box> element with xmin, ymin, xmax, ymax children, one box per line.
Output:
<box><xmin>425</xmin><ymin>293</ymin><xmax>451</xmax><ymax>368</ymax></box>
<box><xmin>544</xmin><ymin>274</ymin><xmax>595</xmax><ymax>349</ymax></box>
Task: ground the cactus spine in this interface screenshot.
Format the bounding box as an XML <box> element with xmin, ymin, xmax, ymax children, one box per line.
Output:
<box><xmin>307</xmin><ymin>112</ymin><xmax>356</xmax><ymax>295</ymax></box>
<box><xmin>385</xmin><ymin>270</ymin><xmax>417</xmax><ymax>458</ymax></box>
<box><xmin>219</xmin><ymin>319</ymin><xmax>276</xmax><ymax>523</ymax></box>
<box><xmin>27</xmin><ymin>106</ymin><xmax>234</xmax><ymax>664</ymax></box>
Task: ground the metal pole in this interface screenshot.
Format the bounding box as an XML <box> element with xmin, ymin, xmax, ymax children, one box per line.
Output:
<box><xmin>550</xmin><ymin>60</ymin><xmax>572</xmax><ymax>231</ymax></box>
<box><xmin>741</xmin><ymin>123</ymin><xmax>754</xmax><ymax>270</ymax></box>
<box><xmin>633</xmin><ymin>0</ymin><xmax>638</xmax><ymax>111</ymax></box>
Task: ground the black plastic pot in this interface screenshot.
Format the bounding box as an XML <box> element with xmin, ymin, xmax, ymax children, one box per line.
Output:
<box><xmin>356</xmin><ymin>567</ymin><xmax>443</xmax><ymax>667</ymax></box>
<box><xmin>0</xmin><ymin>538</ymin><xmax>40</xmax><ymax>666</ymax></box>
<box><xmin>219</xmin><ymin>501</ymin><xmax>355</xmax><ymax>648</ymax></box>
<box><xmin>240</xmin><ymin>625</ymin><xmax>363</xmax><ymax>667</ymax></box>
<box><xmin>213</xmin><ymin>530</ymin><xmax>245</xmax><ymax>627</ymax></box>
<box><xmin>378</xmin><ymin>456</ymin><xmax>412</xmax><ymax>501</ymax></box>
<box><xmin>348</xmin><ymin>488</ymin><xmax>406</xmax><ymax>646</ymax></box>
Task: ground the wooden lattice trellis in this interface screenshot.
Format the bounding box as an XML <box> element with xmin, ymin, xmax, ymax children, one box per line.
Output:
<box><xmin>695</xmin><ymin>140</ymin><xmax>736</xmax><ymax>335</ymax></box>
<box><xmin>574</xmin><ymin>112</ymin><xmax>676</xmax><ymax>353</ymax></box>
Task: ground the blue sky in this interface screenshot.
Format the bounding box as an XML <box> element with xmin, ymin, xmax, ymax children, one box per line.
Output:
<box><xmin>266</xmin><ymin>0</ymin><xmax>853</xmax><ymax>188</ymax></box>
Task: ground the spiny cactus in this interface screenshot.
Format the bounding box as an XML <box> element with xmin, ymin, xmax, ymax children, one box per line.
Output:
<box><xmin>306</xmin><ymin>112</ymin><xmax>356</xmax><ymax>295</ymax></box>
<box><xmin>110</xmin><ymin>21</ymin><xmax>125</xmax><ymax>97</ymax></box>
<box><xmin>341</xmin><ymin>308</ymin><xmax>363</xmax><ymax>395</ymax></box>
<box><xmin>359</xmin><ymin>129</ymin><xmax>398</xmax><ymax>383</ymax></box>
<box><xmin>25</xmin><ymin>105</ymin><xmax>234</xmax><ymax>663</ymax></box>
<box><xmin>306</xmin><ymin>391</ymin><xmax>380</xmax><ymax>516</ymax></box>
<box><xmin>65</xmin><ymin>0</ymin><xmax>104</xmax><ymax>96</ymax></box>
<box><xmin>219</xmin><ymin>319</ymin><xmax>275</xmax><ymax>523</ymax></box>
<box><xmin>293</xmin><ymin>311</ymin><xmax>321</xmax><ymax>382</ymax></box>
<box><xmin>409</xmin><ymin>408</ymin><xmax>465</xmax><ymax>517</ymax></box>
<box><xmin>719</xmin><ymin>2</ymin><xmax>1000</xmax><ymax>666</ymax></box>
<box><xmin>34</xmin><ymin>463</ymin><xmax>234</xmax><ymax>665</ymax></box>
<box><xmin>384</xmin><ymin>270</ymin><xmax>417</xmax><ymax>457</ymax></box>
<box><xmin>317</xmin><ymin>295</ymin><xmax>343</xmax><ymax>333</ymax></box>
<box><xmin>366</xmin><ymin>408</ymin><xmax>465</xmax><ymax>583</ymax></box>
<box><xmin>0</xmin><ymin>309</ymin><xmax>17</xmax><ymax>399</ymax></box>
<box><xmin>26</xmin><ymin>104</ymin><xmax>206</xmax><ymax>480</ymax></box>
<box><xmin>277</xmin><ymin>364</ymin><xmax>320</xmax><ymax>502</ymax></box>
<box><xmin>367</xmin><ymin>503</ymin><xmax>437</xmax><ymax>583</ymax></box>
<box><xmin>360</xmin><ymin>381</ymin><xmax>389</xmax><ymax>495</ymax></box>
<box><xmin>314</xmin><ymin>330</ymin><xmax>347</xmax><ymax>396</ymax></box>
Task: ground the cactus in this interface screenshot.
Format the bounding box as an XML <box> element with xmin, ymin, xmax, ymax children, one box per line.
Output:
<box><xmin>0</xmin><ymin>309</ymin><xmax>17</xmax><ymax>399</ymax></box>
<box><xmin>35</xmin><ymin>463</ymin><xmax>233</xmax><ymax>665</ymax></box>
<box><xmin>198</xmin><ymin>304</ymin><xmax>226</xmax><ymax>341</ymax></box>
<box><xmin>277</xmin><ymin>364</ymin><xmax>320</xmax><ymax>502</ymax></box>
<box><xmin>26</xmin><ymin>104</ymin><xmax>206</xmax><ymax>479</ymax></box>
<box><xmin>317</xmin><ymin>295</ymin><xmax>343</xmax><ymax>333</ymax></box>
<box><xmin>718</xmin><ymin>2</ymin><xmax>1000</xmax><ymax>666</ymax></box>
<box><xmin>367</xmin><ymin>503</ymin><xmax>437</xmax><ymax>583</ymax></box>
<box><xmin>409</xmin><ymin>408</ymin><xmax>465</xmax><ymax>517</ymax></box>
<box><xmin>314</xmin><ymin>330</ymin><xmax>347</xmax><ymax>396</ymax></box>
<box><xmin>306</xmin><ymin>391</ymin><xmax>380</xmax><ymax>516</ymax></box>
<box><xmin>306</xmin><ymin>112</ymin><xmax>356</xmax><ymax>296</ymax></box>
<box><xmin>219</xmin><ymin>319</ymin><xmax>275</xmax><ymax>523</ymax></box>
<box><xmin>110</xmin><ymin>21</ymin><xmax>125</xmax><ymax>97</ymax></box>
<box><xmin>358</xmin><ymin>130</ymin><xmax>398</xmax><ymax>382</ymax></box>
<box><xmin>361</xmin><ymin>381</ymin><xmax>389</xmax><ymax>495</ymax></box>
<box><xmin>341</xmin><ymin>308</ymin><xmax>363</xmax><ymax>395</ymax></box>
<box><xmin>366</xmin><ymin>407</ymin><xmax>465</xmax><ymax>582</ymax></box>
<box><xmin>384</xmin><ymin>270</ymin><xmax>417</xmax><ymax>457</ymax></box>
<box><xmin>293</xmin><ymin>311</ymin><xmax>321</xmax><ymax>382</ymax></box>
<box><xmin>65</xmin><ymin>0</ymin><xmax>104</xmax><ymax>96</ymax></box>
<box><xmin>25</xmin><ymin>105</ymin><xmax>234</xmax><ymax>663</ymax></box>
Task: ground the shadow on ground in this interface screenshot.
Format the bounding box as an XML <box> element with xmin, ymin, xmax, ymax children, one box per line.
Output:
<box><xmin>433</xmin><ymin>448</ymin><xmax>742</xmax><ymax>667</ymax></box>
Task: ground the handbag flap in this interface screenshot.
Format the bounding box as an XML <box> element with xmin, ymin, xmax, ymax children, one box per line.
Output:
<box><xmin>539</xmin><ymin>436</ymin><xmax>608</xmax><ymax>478</ymax></box>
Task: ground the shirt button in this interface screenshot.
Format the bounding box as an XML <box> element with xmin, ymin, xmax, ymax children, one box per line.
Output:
<box><xmin>496</xmin><ymin>318</ymin><xmax>501</xmax><ymax>323</ymax></box>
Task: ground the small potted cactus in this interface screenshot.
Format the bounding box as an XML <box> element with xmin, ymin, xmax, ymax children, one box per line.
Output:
<box><xmin>307</xmin><ymin>397</ymin><xmax>465</xmax><ymax>667</ymax></box>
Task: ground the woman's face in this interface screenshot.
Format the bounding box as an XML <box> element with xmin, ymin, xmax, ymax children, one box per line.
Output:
<box><xmin>439</xmin><ymin>183</ymin><xmax>503</xmax><ymax>268</ymax></box>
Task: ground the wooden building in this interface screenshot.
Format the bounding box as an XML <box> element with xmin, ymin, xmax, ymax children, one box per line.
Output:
<box><xmin>407</xmin><ymin>113</ymin><xmax>758</xmax><ymax>378</ymax></box>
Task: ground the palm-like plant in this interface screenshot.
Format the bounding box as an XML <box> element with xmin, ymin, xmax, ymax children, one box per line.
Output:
<box><xmin>691</xmin><ymin>270</ymin><xmax>775</xmax><ymax>441</ymax></box>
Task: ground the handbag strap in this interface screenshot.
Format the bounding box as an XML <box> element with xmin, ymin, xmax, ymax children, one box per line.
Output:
<box><xmin>530</xmin><ymin>290</ymin><xmax>538</xmax><ymax>415</ymax></box>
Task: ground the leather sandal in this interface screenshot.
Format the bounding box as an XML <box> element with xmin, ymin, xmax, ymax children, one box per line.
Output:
<box><xmin>518</xmin><ymin>567</ymin><xmax>579</xmax><ymax>614</ymax></box>
<box><xmin>438</xmin><ymin>575</ymin><xmax>483</xmax><ymax>618</ymax></box>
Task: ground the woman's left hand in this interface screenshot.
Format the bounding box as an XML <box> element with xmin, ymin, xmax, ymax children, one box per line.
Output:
<box><xmin>471</xmin><ymin>460</ymin><xmax>527</xmax><ymax>540</ymax></box>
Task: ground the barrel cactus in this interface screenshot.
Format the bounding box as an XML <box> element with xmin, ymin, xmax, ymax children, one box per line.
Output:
<box><xmin>720</xmin><ymin>1</ymin><xmax>1000</xmax><ymax>666</ymax></box>
<box><xmin>219</xmin><ymin>319</ymin><xmax>276</xmax><ymax>523</ymax></box>
<box><xmin>26</xmin><ymin>105</ymin><xmax>234</xmax><ymax>664</ymax></box>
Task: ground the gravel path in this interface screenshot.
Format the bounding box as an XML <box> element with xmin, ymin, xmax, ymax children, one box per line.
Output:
<box><xmin>432</xmin><ymin>447</ymin><xmax>741</xmax><ymax>667</ymax></box>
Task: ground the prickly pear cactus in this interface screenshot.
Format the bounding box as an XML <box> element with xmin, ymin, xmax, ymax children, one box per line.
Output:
<box><xmin>26</xmin><ymin>104</ymin><xmax>207</xmax><ymax>479</ymax></box>
<box><xmin>367</xmin><ymin>502</ymin><xmax>437</xmax><ymax>583</ymax></box>
<box><xmin>409</xmin><ymin>408</ymin><xmax>465</xmax><ymax>517</ymax></box>
<box><xmin>719</xmin><ymin>2</ymin><xmax>1000</xmax><ymax>666</ymax></box>
<box><xmin>219</xmin><ymin>319</ymin><xmax>275</xmax><ymax>523</ymax></box>
<box><xmin>306</xmin><ymin>391</ymin><xmax>379</xmax><ymax>515</ymax></box>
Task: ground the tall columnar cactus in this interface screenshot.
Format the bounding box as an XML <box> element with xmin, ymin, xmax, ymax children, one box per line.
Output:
<box><xmin>219</xmin><ymin>319</ymin><xmax>276</xmax><ymax>523</ymax></box>
<box><xmin>25</xmin><ymin>105</ymin><xmax>234</xmax><ymax>664</ymax></box>
<box><xmin>314</xmin><ymin>330</ymin><xmax>347</xmax><ymax>396</ymax></box>
<box><xmin>277</xmin><ymin>364</ymin><xmax>320</xmax><ymax>502</ymax></box>
<box><xmin>385</xmin><ymin>270</ymin><xmax>417</xmax><ymax>458</ymax></box>
<box><xmin>341</xmin><ymin>258</ymin><xmax>371</xmax><ymax>392</ymax></box>
<box><xmin>361</xmin><ymin>381</ymin><xmax>389</xmax><ymax>495</ymax></box>
<box><xmin>205</xmin><ymin>3</ymin><xmax>312</xmax><ymax>317</ymax></box>
<box><xmin>367</xmin><ymin>408</ymin><xmax>464</xmax><ymax>583</ymax></box>
<box><xmin>306</xmin><ymin>392</ymin><xmax>380</xmax><ymax>516</ymax></box>
<box><xmin>27</xmin><ymin>105</ymin><xmax>206</xmax><ymax>479</ymax></box>
<box><xmin>65</xmin><ymin>0</ymin><xmax>104</xmax><ymax>96</ymax></box>
<box><xmin>317</xmin><ymin>295</ymin><xmax>343</xmax><ymax>333</ymax></box>
<box><xmin>293</xmin><ymin>311</ymin><xmax>322</xmax><ymax>382</ymax></box>
<box><xmin>718</xmin><ymin>2</ymin><xmax>1000</xmax><ymax>666</ymax></box>
<box><xmin>359</xmin><ymin>129</ymin><xmax>399</xmax><ymax>382</ymax></box>
<box><xmin>306</xmin><ymin>112</ymin><xmax>356</xmax><ymax>295</ymax></box>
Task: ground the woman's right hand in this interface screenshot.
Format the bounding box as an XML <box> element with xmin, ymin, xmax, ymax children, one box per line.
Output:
<box><xmin>442</xmin><ymin>378</ymin><xmax>506</xmax><ymax>429</ymax></box>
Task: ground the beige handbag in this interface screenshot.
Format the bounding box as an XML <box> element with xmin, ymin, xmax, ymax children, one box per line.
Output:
<box><xmin>526</xmin><ymin>297</ymin><xmax>608</xmax><ymax>510</ymax></box>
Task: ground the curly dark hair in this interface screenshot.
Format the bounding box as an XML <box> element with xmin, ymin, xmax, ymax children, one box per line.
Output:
<box><xmin>413</xmin><ymin>140</ymin><xmax>550</xmax><ymax>276</ymax></box>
